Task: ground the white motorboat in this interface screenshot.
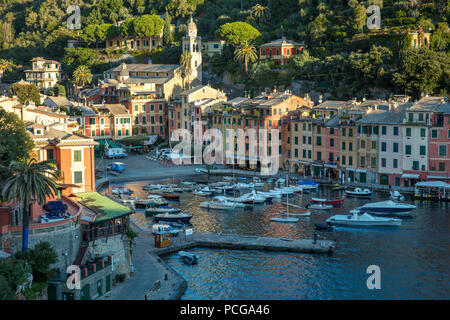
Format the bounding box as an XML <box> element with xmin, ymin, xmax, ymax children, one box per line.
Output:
<box><xmin>145</xmin><ymin>206</ymin><xmax>182</xmax><ymax>215</ymax></box>
<box><xmin>193</xmin><ymin>190</ymin><xmax>212</xmax><ymax>197</ymax></box>
<box><xmin>152</xmin><ymin>224</ymin><xmax>180</xmax><ymax>237</ymax></box>
<box><xmin>225</xmin><ymin>191</ymin><xmax>266</xmax><ymax>204</ymax></box>
<box><xmin>345</xmin><ymin>188</ymin><xmax>373</xmax><ymax>198</ymax></box>
<box><xmin>154</xmin><ymin>212</ymin><xmax>193</xmax><ymax>224</ymax></box>
<box><xmin>326</xmin><ymin>211</ymin><xmax>402</xmax><ymax>227</ymax></box>
<box><xmin>200</xmin><ymin>196</ymin><xmax>237</xmax><ymax>210</ymax></box>
<box><xmin>223</xmin><ymin>176</ymin><xmax>234</xmax><ymax>181</ymax></box>
<box><xmin>275</xmin><ymin>178</ymin><xmax>286</xmax><ymax>185</ymax></box>
<box><xmin>308</xmin><ymin>203</ymin><xmax>333</xmax><ymax>210</ymax></box>
<box><xmin>273</xmin><ymin>187</ymin><xmax>294</xmax><ymax>195</ymax></box>
<box><xmin>179</xmin><ymin>251</ymin><xmax>199</xmax><ymax>265</ymax></box>
<box><xmin>112</xmin><ymin>187</ymin><xmax>134</xmax><ymax>195</ymax></box>
<box><xmin>390</xmin><ymin>190</ymin><xmax>405</xmax><ymax>202</ymax></box>
<box><xmin>270</xmin><ymin>216</ymin><xmax>299</xmax><ymax>223</ymax></box>
<box><xmin>357</xmin><ymin>200</ymin><xmax>416</xmax><ymax>216</ymax></box>
<box><xmin>297</xmin><ymin>180</ymin><xmax>320</xmax><ymax>190</ymax></box>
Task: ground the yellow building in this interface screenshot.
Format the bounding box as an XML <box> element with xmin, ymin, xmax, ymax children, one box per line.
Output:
<box><xmin>25</xmin><ymin>57</ymin><xmax>62</xmax><ymax>91</ymax></box>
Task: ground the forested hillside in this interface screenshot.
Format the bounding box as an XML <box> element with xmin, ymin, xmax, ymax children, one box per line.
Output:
<box><xmin>0</xmin><ymin>0</ymin><xmax>449</xmax><ymax>100</ymax></box>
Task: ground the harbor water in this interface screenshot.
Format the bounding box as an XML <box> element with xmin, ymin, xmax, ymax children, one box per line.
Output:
<box><xmin>107</xmin><ymin>177</ymin><xmax>450</xmax><ymax>299</ymax></box>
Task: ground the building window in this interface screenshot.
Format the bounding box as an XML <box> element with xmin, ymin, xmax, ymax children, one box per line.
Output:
<box><xmin>349</xmin><ymin>128</ymin><xmax>353</xmax><ymax>137</ymax></box>
<box><xmin>349</xmin><ymin>143</ymin><xmax>353</xmax><ymax>152</ymax></box>
<box><xmin>47</xmin><ymin>149</ymin><xmax>54</xmax><ymax>160</ymax></box>
<box><xmin>294</xmin><ymin>149</ymin><xmax>298</xmax><ymax>157</ymax></box>
<box><xmin>342</xmin><ymin>142</ymin><xmax>346</xmax><ymax>151</ymax></box>
<box><xmin>349</xmin><ymin>156</ymin><xmax>353</xmax><ymax>166</ymax></box>
<box><xmin>342</xmin><ymin>128</ymin><xmax>346</xmax><ymax>136</ymax></box>
<box><xmin>405</xmin><ymin>145</ymin><xmax>411</xmax><ymax>155</ymax></box>
<box><xmin>406</xmin><ymin>128</ymin><xmax>411</xmax><ymax>137</ymax></box>
<box><xmin>360</xmin><ymin>140</ymin><xmax>365</xmax><ymax>148</ymax></box>
<box><xmin>330</xmin><ymin>138</ymin><xmax>334</xmax><ymax>147</ymax></box>
<box><xmin>294</xmin><ymin>137</ymin><xmax>298</xmax><ymax>145</ymax></box>
<box><xmin>412</xmin><ymin>161</ymin><xmax>419</xmax><ymax>171</ymax></box>
<box><xmin>317</xmin><ymin>151</ymin><xmax>322</xmax><ymax>161</ymax></box>
<box><xmin>381</xmin><ymin>142</ymin><xmax>386</xmax><ymax>152</ymax></box>
<box><xmin>73</xmin><ymin>150</ymin><xmax>81</xmax><ymax>162</ymax></box>
<box><xmin>420</xmin><ymin>146</ymin><xmax>426</xmax><ymax>156</ymax></box>
<box><xmin>342</xmin><ymin>155</ymin><xmax>346</xmax><ymax>165</ymax></box>
<box><xmin>371</xmin><ymin>157</ymin><xmax>377</xmax><ymax>167</ymax></box>
<box><xmin>393</xmin><ymin>127</ymin><xmax>399</xmax><ymax>136</ymax></box>
<box><xmin>393</xmin><ymin>159</ymin><xmax>398</xmax><ymax>168</ymax></box>
<box><xmin>360</xmin><ymin>156</ymin><xmax>365</xmax><ymax>167</ymax></box>
<box><xmin>439</xmin><ymin>145</ymin><xmax>447</xmax><ymax>157</ymax></box>
<box><xmin>431</xmin><ymin>129</ymin><xmax>438</xmax><ymax>139</ymax></box>
<box><xmin>89</xmin><ymin>118</ymin><xmax>96</xmax><ymax>125</ymax></box>
<box><xmin>316</xmin><ymin>137</ymin><xmax>321</xmax><ymax>146</ymax></box>
<box><xmin>439</xmin><ymin>162</ymin><xmax>445</xmax><ymax>172</ymax></box>
<box><xmin>393</xmin><ymin>143</ymin><xmax>399</xmax><ymax>153</ymax></box>
<box><xmin>381</xmin><ymin>158</ymin><xmax>386</xmax><ymax>167</ymax></box>
<box><xmin>74</xmin><ymin>171</ymin><xmax>83</xmax><ymax>184</ymax></box>
<box><xmin>420</xmin><ymin>128</ymin><xmax>426</xmax><ymax>137</ymax></box>
<box><xmin>371</xmin><ymin>141</ymin><xmax>376</xmax><ymax>149</ymax></box>
<box><xmin>408</xmin><ymin>113</ymin><xmax>413</xmax><ymax>122</ymax></box>
<box><xmin>381</xmin><ymin>126</ymin><xmax>386</xmax><ymax>135</ymax></box>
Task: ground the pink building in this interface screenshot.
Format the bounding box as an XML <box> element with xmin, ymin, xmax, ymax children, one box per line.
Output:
<box><xmin>428</xmin><ymin>103</ymin><xmax>450</xmax><ymax>182</ymax></box>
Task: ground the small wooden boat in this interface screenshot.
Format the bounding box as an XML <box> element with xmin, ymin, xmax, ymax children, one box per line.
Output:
<box><xmin>311</xmin><ymin>197</ymin><xmax>345</xmax><ymax>206</ymax></box>
<box><xmin>345</xmin><ymin>188</ymin><xmax>373</xmax><ymax>198</ymax></box>
<box><xmin>162</xmin><ymin>193</ymin><xmax>180</xmax><ymax>200</ymax></box>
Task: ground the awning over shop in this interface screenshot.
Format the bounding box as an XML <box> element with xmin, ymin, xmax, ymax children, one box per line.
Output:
<box><xmin>356</xmin><ymin>169</ymin><xmax>367</xmax><ymax>173</ymax></box>
<box><xmin>401</xmin><ymin>173</ymin><xmax>420</xmax><ymax>179</ymax></box>
<box><xmin>324</xmin><ymin>164</ymin><xmax>337</xmax><ymax>168</ymax></box>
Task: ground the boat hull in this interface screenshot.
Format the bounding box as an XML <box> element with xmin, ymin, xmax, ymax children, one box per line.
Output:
<box><xmin>154</xmin><ymin>215</ymin><xmax>192</xmax><ymax>224</ymax></box>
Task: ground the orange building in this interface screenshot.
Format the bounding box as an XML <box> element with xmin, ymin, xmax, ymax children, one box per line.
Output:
<box><xmin>259</xmin><ymin>37</ymin><xmax>305</xmax><ymax>65</ymax></box>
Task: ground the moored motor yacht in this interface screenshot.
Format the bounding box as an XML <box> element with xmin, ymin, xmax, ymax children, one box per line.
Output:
<box><xmin>326</xmin><ymin>211</ymin><xmax>402</xmax><ymax>227</ymax></box>
<box><xmin>200</xmin><ymin>196</ymin><xmax>237</xmax><ymax>210</ymax></box>
<box><xmin>356</xmin><ymin>200</ymin><xmax>416</xmax><ymax>216</ymax></box>
<box><xmin>145</xmin><ymin>205</ymin><xmax>181</xmax><ymax>215</ymax></box>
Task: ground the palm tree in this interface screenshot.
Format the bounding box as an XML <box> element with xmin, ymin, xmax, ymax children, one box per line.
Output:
<box><xmin>179</xmin><ymin>51</ymin><xmax>192</xmax><ymax>90</ymax></box>
<box><xmin>234</xmin><ymin>41</ymin><xmax>258</xmax><ymax>74</ymax></box>
<box><xmin>73</xmin><ymin>65</ymin><xmax>93</xmax><ymax>88</ymax></box>
<box><xmin>0</xmin><ymin>58</ymin><xmax>15</xmax><ymax>83</ymax></box>
<box><xmin>251</xmin><ymin>4</ymin><xmax>271</xmax><ymax>24</ymax></box>
<box><xmin>2</xmin><ymin>159</ymin><xmax>59</xmax><ymax>252</ymax></box>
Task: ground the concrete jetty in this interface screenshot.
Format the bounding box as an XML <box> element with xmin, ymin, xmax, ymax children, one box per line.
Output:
<box><xmin>151</xmin><ymin>233</ymin><xmax>336</xmax><ymax>256</ymax></box>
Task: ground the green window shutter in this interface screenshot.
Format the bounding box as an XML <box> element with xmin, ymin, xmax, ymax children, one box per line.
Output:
<box><xmin>405</xmin><ymin>145</ymin><xmax>411</xmax><ymax>155</ymax></box>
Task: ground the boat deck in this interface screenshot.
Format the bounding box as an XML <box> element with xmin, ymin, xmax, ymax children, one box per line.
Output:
<box><xmin>150</xmin><ymin>232</ymin><xmax>336</xmax><ymax>256</ymax></box>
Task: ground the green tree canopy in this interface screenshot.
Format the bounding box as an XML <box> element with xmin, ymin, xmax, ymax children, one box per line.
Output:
<box><xmin>10</xmin><ymin>82</ymin><xmax>41</xmax><ymax>106</ymax></box>
<box><xmin>393</xmin><ymin>47</ymin><xmax>450</xmax><ymax>99</ymax></box>
<box><xmin>216</xmin><ymin>22</ymin><xmax>261</xmax><ymax>46</ymax></box>
<box><xmin>133</xmin><ymin>14</ymin><xmax>165</xmax><ymax>38</ymax></box>
<box><xmin>0</xmin><ymin>109</ymin><xmax>34</xmax><ymax>182</ymax></box>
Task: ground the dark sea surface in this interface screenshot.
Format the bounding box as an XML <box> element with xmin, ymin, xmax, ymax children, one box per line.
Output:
<box><xmin>108</xmin><ymin>177</ymin><xmax>450</xmax><ymax>299</ymax></box>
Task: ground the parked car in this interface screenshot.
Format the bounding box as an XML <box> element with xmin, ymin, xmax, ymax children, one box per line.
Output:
<box><xmin>105</xmin><ymin>148</ymin><xmax>127</xmax><ymax>159</ymax></box>
<box><xmin>107</xmin><ymin>162</ymin><xmax>126</xmax><ymax>173</ymax></box>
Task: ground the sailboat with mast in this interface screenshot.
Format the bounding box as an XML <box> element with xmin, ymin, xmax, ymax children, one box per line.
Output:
<box><xmin>270</xmin><ymin>174</ymin><xmax>310</xmax><ymax>222</ymax></box>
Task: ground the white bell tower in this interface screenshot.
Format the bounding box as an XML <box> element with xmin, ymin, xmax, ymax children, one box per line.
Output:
<box><xmin>182</xmin><ymin>17</ymin><xmax>202</xmax><ymax>83</ymax></box>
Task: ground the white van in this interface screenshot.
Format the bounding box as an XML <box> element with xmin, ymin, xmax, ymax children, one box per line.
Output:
<box><xmin>105</xmin><ymin>148</ymin><xmax>127</xmax><ymax>159</ymax></box>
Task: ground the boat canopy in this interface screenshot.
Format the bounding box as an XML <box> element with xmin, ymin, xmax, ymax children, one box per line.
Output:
<box><xmin>415</xmin><ymin>181</ymin><xmax>450</xmax><ymax>188</ymax></box>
